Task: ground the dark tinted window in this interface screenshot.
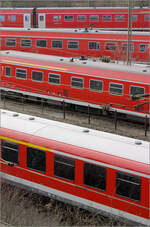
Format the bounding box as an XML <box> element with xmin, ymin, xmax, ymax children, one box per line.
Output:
<box><xmin>105</xmin><ymin>42</ymin><xmax>117</xmax><ymax>51</ymax></box>
<box><xmin>6</xmin><ymin>39</ymin><xmax>16</xmax><ymax>47</ymax></box>
<box><xmin>21</xmin><ymin>39</ymin><xmax>32</xmax><ymax>47</ymax></box>
<box><xmin>36</xmin><ymin>40</ymin><xmax>47</xmax><ymax>48</ymax></box>
<box><xmin>5</xmin><ymin>67</ymin><xmax>11</xmax><ymax>77</ymax></box>
<box><xmin>90</xmin><ymin>79</ymin><xmax>103</xmax><ymax>92</ymax></box>
<box><xmin>48</xmin><ymin>73</ymin><xmax>60</xmax><ymax>84</ymax></box>
<box><xmin>68</xmin><ymin>41</ymin><xmax>78</xmax><ymax>49</ymax></box>
<box><xmin>90</xmin><ymin>15</ymin><xmax>99</xmax><ymax>21</ymax></box>
<box><xmin>102</xmin><ymin>15</ymin><xmax>112</xmax><ymax>21</ymax></box>
<box><xmin>109</xmin><ymin>83</ymin><xmax>123</xmax><ymax>96</ymax></box>
<box><xmin>84</xmin><ymin>163</ymin><xmax>106</xmax><ymax>191</ymax></box>
<box><xmin>1</xmin><ymin>140</ymin><xmax>19</xmax><ymax>164</ymax></box>
<box><xmin>27</xmin><ymin>147</ymin><xmax>46</xmax><ymax>172</ymax></box>
<box><xmin>54</xmin><ymin>154</ymin><xmax>75</xmax><ymax>181</ymax></box>
<box><xmin>64</xmin><ymin>15</ymin><xmax>73</xmax><ymax>21</ymax></box>
<box><xmin>130</xmin><ymin>86</ymin><xmax>145</xmax><ymax>98</ymax></box>
<box><xmin>71</xmin><ymin>77</ymin><xmax>84</xmax><ymax>89</ymax></box>
<box><xmin>32</xmin><ymin>71</ymin><xmax>43</xmax><ymax>82</ymax></box>
<box><xmin>88</xmin><ymin>42</ymin><xmax>100</xmax><ymax>50</ymax></box>
<box><xmin>115</xmin><ymin>15</ymin><xmax>125</xmax><ymax>21</ymax></box>
<box><xmin>116</xmin><ymin>172</ymin><xmax>141</xmax><ymax>201</ymax></box>
<box><xmin>77</xmin><ymin>15</ymin><xmax>86</xmax><ymax>21</ymax></box>
<box><xmin>52</xmin><ymin>40</ymin><xmax>62</xmax><ymax>48</ymax></box>
<box><xmin>16</xmin><ymin>68</ymin><xmax>27</xmax><ymax>79</ymax></box>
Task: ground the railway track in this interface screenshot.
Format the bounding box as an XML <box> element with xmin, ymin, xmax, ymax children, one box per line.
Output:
<box><xmin>0</xmin><ymin>94</ymin><xmax>149</xmax><ymax>141</ymax></box>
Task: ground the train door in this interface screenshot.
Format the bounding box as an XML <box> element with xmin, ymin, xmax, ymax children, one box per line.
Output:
<box><xmin>24</xmin><ymin>14</ymin><xmax>31</xmax><ymax>28</ymax></box>
<box><xmin>38</xmin><ymin>13</ymin><xmax>46</xmax><ymax>28</ymax></box>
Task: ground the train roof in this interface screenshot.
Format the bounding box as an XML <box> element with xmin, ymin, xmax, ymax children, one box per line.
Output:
<box><xmin>0</xmin><ymin>51</ymin><xmax>150</xmax><ymax>84</ymax></box>
<box><xmin>0</xmin><ymin>27</ymin><xmax>149</xmax><ymax>37</ymax></box>
<box><xmin>1</xmin><ymin>109</ymin><xmax>149</xmax><ymax>168</ymax></box>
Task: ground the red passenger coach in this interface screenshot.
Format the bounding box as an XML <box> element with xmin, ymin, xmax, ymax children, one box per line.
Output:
<box><xmin>0</xmin><ymin>28</ymin><xmax>150</xmax><ymax>62</ymax></box>
<box><xmin>0</xmin><ymin>51</ymin><xmax>150</xmax><ymax>119</ymax></box>
<box><xmin>0</xmin><ymin>109</ymin><xmax>150</xmax><ymax>225</ymax></box>
<box><xmin>0</xmin><ymin>7</ymin><xmax>150</xmax><ymax>30</ymax></box>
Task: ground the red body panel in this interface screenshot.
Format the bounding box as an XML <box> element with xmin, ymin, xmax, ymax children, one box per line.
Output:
<box><xmin>0</xmin><ymin>53</ymin><xmax>150</xmax><ymax>117</ymax></box>
<box><xmin>0</xmin><ymin>8</ymin><xmax>150</xmax><ymax>29</ymax></box>
<box><xmin>0</xmin><ymin>29</ymin><xmax>150</xmax><ymax>62</ymax></box>
<box><xmin>0</xmin><ymin>127</ymin><xmax>150</xmax><ymax>223</ymax></box>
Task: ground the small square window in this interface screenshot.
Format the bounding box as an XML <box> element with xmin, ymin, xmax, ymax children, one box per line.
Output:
<box><xmin>5</xmin><ymin>67</ymin><xmax>11</xmax><ymax>77</ymax></box>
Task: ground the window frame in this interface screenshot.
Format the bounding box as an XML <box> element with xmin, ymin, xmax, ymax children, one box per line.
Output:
<box><xmin>109</xmin><ymin>82</ymin><xmax>124</xmax><ymax>96</ymax></box>
<box><xmin>139</xmin><ymin>44</ymin><xmax>146</xmax><ymax>53</ymax></box>
<box><xmin>1</xmin><ymin>140</ymin><xmax>19</xmax><ymax>164</ymax></box>
<box><xmin>27</xmin><ymin>147</ymin><xmax>46</xmax><ymax>173</ymax></box>
<box><xmin>48</xmin><ymin>73</ymin><xmax>61</xmax><ymax>85</ymax></box>
<box><xmin>0</xmin><ymin>15</ymin><xmax>5</xmax><ymax>22</ymax></box>
<box><xmin>31</xmin><ymin>70</ymin><xmax>43</xmax><ymax>82</ymax></box>
<box><xmin>51</xmin><ymin>40</ymin><xmax>63</xmax><ymax>49</ymax></box>
<box><xmin>67</xmin><ymin>40</ymin><xmax>79</xmax><ymax>49</ymax></box>
<box><xmin>116</xmin><ymin>171</ymin><xmax>141</xmax><ymax>202</ymax></box>
<box><xmin>16</xmin><ymin>68</ymin><xmax>27</xmax><ymax>80</ymax></box>
<box><xmin>5</xmin><ymin>66</ymin><xmax>12</xmax><ymax>77</ymax></box>
<box><xmin>89</xmin><ymin>79</ymin><xmax>103</xmax><ymax>92</ymax></box>
<box><xmin>64</xmin><ymin>15</ymin><xmax>74</xmax><ymax>22</ymax></box>
<box><xmin>102</xmin><ymin>15</ymin><xmax>112</xmax><ymax>21</ymax></box>
<box><xmin>21</xmin><ymin>39</ymin><xmax>32</xmax><ymax>47</ymax></box>
<box><xmin>71</xmin><ymin>76</ymin><xmax>84</xmax><ymax>89</ymax></box>
<box><xmin>115</xmin><ymin>14</ymin><xmax>125</xmax><ymax>21</ymax></box>
<box><xmin>6</xmin><ymin>38</ymin><xmax>16</xmax><ymax>47</ymax></box>
<box><xmin>129</xmin><ymin>85</ymin><xmax>145</xmax><ymax>99</ymax></box>
<box><xmin>54</xmin><ymin>153</ymin><xmax>75</xmax><ymax>182</ymax></box>
<box><xmin>105</xmin><ymin>42</ymin><xmax>117</xmax><ymax>51</ymax></box>
<box><xmin>88</xmin><ymin>41</ymin><xmax>100</xmax><ymax>50</ymax></box>
<box><xmin>77</xmin><ymin>15</ymin><xmax>86</xmax><ymax>21</ymax></box>
<box><xmin>36</xmin><ymin>39</ymin><xmax>47</xmax><ymax>48</ymax></box>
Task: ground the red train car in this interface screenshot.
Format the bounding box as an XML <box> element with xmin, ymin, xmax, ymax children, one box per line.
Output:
<box><xmin>0</xmin><ymin>28</ymin><xmax>150</xmax><ymax>62</ymax></box>
<box><xmin>0</xmin><ymin>51</ymin><xmax>150</xmax><ymax>119</ymax></box>
<box><xmin>0</xmin><ymin>109</ymin><xmax>150</xmax><ymax>225</ymax></box>
<box><xmin>0</xmin><ymin>7</ymin><xmax>150</xmax><ymax>30</ymax></box>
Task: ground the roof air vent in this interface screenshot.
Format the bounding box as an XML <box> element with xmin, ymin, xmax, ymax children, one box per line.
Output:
<box><xmin>13</xmin><ymin>113</ymin><xmax>19</xmax><ymax>117</ymax></box>
<box><xmin>83</xmin><ymin>62</ymin><xmax>87</xmax><ymax>64</ymax></box>
<box><xmin>74</xmin><ymin>29</ymin><xmax>78</xmax><ymax>32</ymax></box>
<box><xmin>83</xmin><ymin>129</ymin><xmax>89</xmax><ymax>133</ymax></box>
<box><xmin>142</xmin><ymin>69</ymin><xmax>147</xmax><ymax>72</ymax></box>
<box><xmin>70</xmin><ymin>58</ymin><xmax>74</xmax><ymax>62</ymax></box>
<box><xmin>135</xmin><ymin>140</ymin><xmax>142</xmax><ymax>145</ymax></box>
<box><xmin>6</xmin><ymin>51</ymin><xmax>10</xmax><ymax>54</ymax></box>
<box><xmin>60</xmin><ymin>59</ymin><xmax>64</xmax><ymax>61</ymax></box>
<box><xmin>29</xmin><ymin>117</ymin><xmax>35</xmax><ymax>120</ymax></box>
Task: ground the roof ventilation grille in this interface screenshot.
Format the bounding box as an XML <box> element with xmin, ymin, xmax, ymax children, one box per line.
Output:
<box><xmin>135</xmin><ymin>140</ymin><xmax>142</xmax><ymax>145</ymax></box>
<box><xmin>60</xmin><ymin>59</ymin><xmax>64</xmax><ymax>61</ymax></box>
<box><xmin>83</xmin><ymin>129</ymin><xmax>89</xmax><ymax>133</ymax></box>
<box><xmin>13</xmin><ymin>113</ymin><xmax>19</xmax><ymax>117</ymax></box>
<box><xmin>142</xmin><ymin>69</ymin><xmax>147</xmax><ymax>72</ymax></box>
<box><xmin>29</xmin><ymin>117</ymin><xmax>35</xmax><ymax>120</ymax></box>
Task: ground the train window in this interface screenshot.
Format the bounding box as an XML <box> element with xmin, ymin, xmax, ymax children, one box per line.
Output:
<box><xmin>84</xmin><ymin>163</ymin><xmax>106</xmax><ymax>191</ymax></box>
<box><xmin>1</xmin><ymin>140</ymin><xmax>19</xmax><ymax>164</ymax></box>
<box><xmin>88</xmin><ymin>42</ymin><xmax>100</xmax><ymax>50</ymax></box>
<box><xmin>68</xmin><ymin>41</ymin><xmax>79</xmax><ymax>49</ymax></box>
<box><xmin>90</xmin><ymin>79</ymin><xmax>103</xmax><ymax>92</ymax></box>
<box><xmin>139</xmin><ymin>44</ymin><xmax>146</xmax><ymax>52</ymax></box>
<box><xmin>77</xmin><ymin>15</ymin><xmax>86</xmax><ymax>21</ymax></box>
<box><xmin>116</xmin><ymin>172</ymin><xmax>141</xmax><ymax>201</ymax></box>
<box><xmin>90</xmin><ymin>15</ymin><xmax>99</xmax><ymax>22</ymax></box>
<box><xmin>105</xmin><ymin>42</ymin><xmax>117</xmax><ymax>51</ymax></box>
<box><xmin>21</xmin><ymin>39</ymin><xmax>32</xmax><ymax>47</ymax></box>
<box><xmin>5</xmin><ymin>66</ymin><xmax>12</xmax><ymax>77</ymax></box>
<box><xmin>130</xmin><ymin>86</ymin><xmax>145</xmax><ymax>99</ymax></box>
<box><xmin>122</xmin><ymin>43</ymin><xmax>134</xmax><ymax>52</ymax></box>
<box><xmin>53</xmin><ymin>15</ymin><xmax>59</xmax><ymax>21</ymax></box>
<box><xmin>52</xmin><ymin>40</ymin><xmax>62</xmax><ymax>48</ymax></box>
<box><xmin>144</xmin><ymin>15</ymin><xmax>150</xmax><ymax>21</ymax></box>
<box><xmin>6</xmin><ymin>39</ymin><xmax>16</xmax><ymax>47</ymax></box>
<box><xmin>54</xmin><ymin>154</ymin><xmax>75</xmax><ymax>181</ymax></box>
<box><xmin>36</xmin><ymin>40</ymin><xmax>47</xmax><ymax>48</ymax></box>
<box><xmin>64</xmin><ymin>15</ymin><xmax>74</xmax><ymax>21</ymax></box>
<box><xmin>115</xmin><ymin>15</ymin><xmax>125</xmax><ymax>21</ymax></box>
<box><xmin>102</xmin><ymin>15</ymin><xmax>112</xmax><ymax>21</ymax></box>
<box><xmin>27</xmin><ymin>147</ymin><xmax>46</xmax><ymax>173</ymax></box>
<box><xmin>71</xmin><ymin>77</ymin><xmax>84</xmax><ymax>89</ymax></box>
<box><xmin>16</xmin><ymin>68</ymin><xmax>27</xmax><ymax>80</ymax></box>
<box><xmin>109</xmin><ymin>83</ymin><xmax>123</xmax><ymax>96</ymax></box>
<box><xmin>0</xmin><ymin>15</ymin><xmax>5</xmax><ymax>22</ymax></box>
<box><xmin>132</xmin><ymin>15</ymin><xmax>138</xmax><ymax>21</ymax></box>
<box><xmin>32</xmin><ymin>71</ymin><xmax>43</xmax><ymax>82</ymax></box>
<box><xmin>48</xmin><ymin>73</ymin><xmax>60</xmax><ymax>85</ymax></box>
<box><xmin>11</xmin><ymin>15</ymin><xmax>16</xmax><ymax>22</ymax></box>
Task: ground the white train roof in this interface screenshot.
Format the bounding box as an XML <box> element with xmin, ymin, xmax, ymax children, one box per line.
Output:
<box><xmin>0</xmin><ymin>27</ymin><xmax>149</xmax><ymax>36</ymax></box>
<box><xmin>1</xmin><ymin>50</ymin><xmax>149</xmax><ymax>76</ymax></box>
<box><xmin>1</xmin><ymin>109</ymin><xmax>149</xmax><ymax>165</ymax></box>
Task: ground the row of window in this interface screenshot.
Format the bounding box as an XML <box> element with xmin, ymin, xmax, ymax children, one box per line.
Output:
<box><xmin>1</xmin><ymin>38</ymin><xmax>147</xmax><ymax>53</ymax></box>
<box><xmin>52</xmin><ymin>14</ymin><xmax>150</xmax><ymax>22</ymax></box>
<box><xmin>1</xmin><ymin>139</ymin><xmax>141</xmax><ymax>202</ymax></box>
<box><xmin>4</xmin><ymin>66</ymin><xmax>145</xmax><ymax>97</ymax></box>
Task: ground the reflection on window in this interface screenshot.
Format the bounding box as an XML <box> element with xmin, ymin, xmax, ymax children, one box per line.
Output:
<box><xmin>52</xmin><ymin>40</ymin><xmax>62</xmax><ymax>48</ymax></box>
<box><xmin>90</xmin><ymin>79</ymin><xmax>103</xmax><ymax>92</ymax></box>
<box><xmin>130</xmin><ymin>86</ymin><xmax>145</xmax><ymax>99</ymax></box>
<box><xmin>88</xmin><ymin>42</ymin><xmax>100</xmax><ymax>50</ymax></box>
<box><xmin>102</xmin><ymin>15</ymin><xmax>112</xmax><ymax>21</ymax></box>
<box><xmin>32</xmin><ymin>71</ymin><xmax>43</xmax><ymax>82</ymax></box>
<box><xmin>71</xmin><ymin>77</ymin><xmax>84</xmax><ymax>89</ymax></box>
<box><xmin>109</xmin><ymin>83</ymin><xmax>123</xmax><ymax>96</ymax></box>
<box><xmin>6</xmin><ymin>39</ymin><xmax>16</xmax><ymax>47</ymax></box>
<box><xmin>1</xmin><ymin>140</ymin><xmax>19</xmax><ymax>164</ymax></box>
<box><xmin>16</xmin><ymin>68</ymin><xmax>27</xmax><ymax>79</ymax></box>
<box><xmin>21</xmin><ymin>39</ymin><xmax>32</xmax><ymax>47</ymax></box>
<box><xmin>36</xmin><ymin>40</ymin><xmax>47</xmax><ymax>48</ymax></box>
